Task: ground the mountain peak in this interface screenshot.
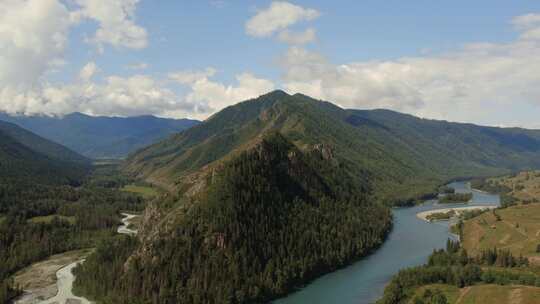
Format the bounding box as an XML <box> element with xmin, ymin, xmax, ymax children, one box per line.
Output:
<box><xmin>261</xmin><ymin>89</ymin><xmax>290</xmax><ymax>99</ymax></box>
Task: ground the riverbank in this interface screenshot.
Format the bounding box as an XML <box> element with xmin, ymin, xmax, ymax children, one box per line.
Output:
<box><xmin>416</xmin><ymin>205</ymin><xmax>497</xmax><ymax>222</ymax></box>
<box><xmin>12</xmin><ymin>213</ymin><xmax>139</xmax><ymax>304</ymax></box>
<box><xmin>12</xmin><ymin>250</ymin><xmax>90</xmax><ymax>304</ymax></box>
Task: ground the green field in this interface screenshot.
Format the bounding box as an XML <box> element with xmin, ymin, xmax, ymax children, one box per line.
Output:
<box><xmin>121</xmin><ymin>184</ymin><xmax>159</xmax><ymax>198</ymax></box>
<box><xmin>28</xmin><ymin>215</ymin><xmax>76</xmax><ymax>225</ymax></box>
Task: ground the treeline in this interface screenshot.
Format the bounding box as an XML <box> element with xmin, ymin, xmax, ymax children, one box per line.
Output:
<box><xmin>0</xmin><ymin>164</ymin><xmax>145</xmax><ymax>303</ymax></box>
<box><xmin>73</xmin><ymin>236</ymin><xmax>140</xmax><ymax>303</ymax></box>
<box><xmin>73</xmin><ymin>133</ymin><xmax>392</xmax><ymax>304</ymax></box>
<box><xmin>439</xmin><ymin>193</ymin><xmax>472</xmax><ymax>204</ymax></box>
<box><xmin>378</xmin><ymin>240</ymin><xmax>536</xmax><ymax>304</ymax></box>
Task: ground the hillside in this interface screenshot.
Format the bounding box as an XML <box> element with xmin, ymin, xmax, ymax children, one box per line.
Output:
<box><xmin>0</xmin><ymin>120</ymin><xmax>89</xmax><ymax>184</ymax></box>
<box><xmin>124</xmin><ymin>90</ymin><xmax>540</xmax><ymax>204</ymax></box>
<box><xmin>0</xmin><ymin>112</ymin><xmax>200</xmax><ymax>159</ymax></box>
<box><xmin>73</xmin><ymin>132</ymin><xmax>392</xmax><ymax>303</ymax></box>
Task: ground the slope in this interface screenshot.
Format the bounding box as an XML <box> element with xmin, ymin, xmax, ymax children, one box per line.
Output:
<box><xmin>0</xmin><ymin>112</ymin><xmax>200</xmax><ymax>159</ymax></box>
<box><xmin>124</xmin><ymin>90</ymin><xmax>540</xmax><ymax>204</ymax></box>
<box><xmin>74</xmin><ymin>132</ymin><xmax>392</xmax><ymax>303</ymax></box>
<box><xmin>0</xmin><ymin>121</ymin><xmax>89</xmax><ymax>185</ymax></box>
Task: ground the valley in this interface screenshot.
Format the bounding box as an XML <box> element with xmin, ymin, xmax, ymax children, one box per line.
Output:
<box><xmin>5</xmin><ymin>91</ymin><xmax>540</xmax><ymax>304</ymax></box>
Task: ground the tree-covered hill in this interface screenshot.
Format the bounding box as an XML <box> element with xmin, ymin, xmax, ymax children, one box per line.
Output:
<box><xmin>74</xmin><ymin>132</ymin><xmax>392</xmax><ymax>303</ymax></box>
<box><xmin>0</xmin><ymin>120</ymin><xmax>89</xmax><ymax>185</ymax></box>
<box><xmin>0</xmin><ymin>112</ymin><xmax>200</xmax><ymax>159</ymax></box>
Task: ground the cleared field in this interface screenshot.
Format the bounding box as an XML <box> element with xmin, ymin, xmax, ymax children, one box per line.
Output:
<box><xmin>411</xmin><ymin>284</ymin><xmax>540</xmax><ymax>304</ymax></box>
<box><xmin>121</xmin><ymin>184</ymin><xmax>159</xmax><ymax>198</ymax></box>
<box><xmin>489</xmin><ymin>171</ymin><xmax>540</xmax><ymax>203</ymax></box>
<box><xmin>28</xmin><ymin>214</ymin><xmax>76</xmax><ymax>225</ymax></box>
<box><xmin>457</xmin><ymin>284</ymin><xmax>540</xmax><ymax>304</ymax></box>
<box><xmin>462</xmin><ymin>204</ymin><xmax>540</xmax><ymax>258</ymax></box>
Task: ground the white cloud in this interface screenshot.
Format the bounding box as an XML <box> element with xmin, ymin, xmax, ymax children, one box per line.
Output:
<box><xmin>73</xmin><ymin>0</ymin><xmax>148</xmax><ymax>50</ymax></box>
<box><xmin>79</xmin><ymin>62</ymin><xmax>99</xmax><ymax>81</ymax></box>
<box><xmin>280</xmin><ymin>19</ymin><xmax>540</xmax><ymax>126</ymax></box>
<box><xmin>0</xmin><ymin>0</ymin><xmax>71</xmax><ymax>89</ymax></box>
<box><xmin>277</xmin><ymin>28</ymin><xmax>316</xmax><ymax>45</ymax></box>
<box><xmin>246</xmin><ymin>1</ymin><xmax>320</xmax><ymax>37</ymax></box>
<box><xmin>168</xmin><ymin>68</ymin><xmax>217</xmax><ymax>85</ymax></box>
<box><xmin>170</xmin><ymin>69</ymin><xmax>275</xmax><ymax>114</ymax></box>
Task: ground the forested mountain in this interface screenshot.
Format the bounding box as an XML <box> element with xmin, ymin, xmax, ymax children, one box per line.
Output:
<box><xmin>124</xmin><ymin>90</ymin><xmax>540</xmax><ymax>204</ymax></box>
<box><xmin>0</xmin><ymin>120</ymin><xmax>89</xmax><ymax>184</ymax></box>
<box><xmin>0</xmin><ymin>112</ymin><xmax>200</xmax><ymax>159</ymax></box>
<box><xmin>74</xmin><ymin>91</ymin><xmax>540</xmax><ymax>304</ymax></box>
<box><xmin>75</xmin><ymin>132</ymin><xmax>392</xmax><ymax>303</ymax></box>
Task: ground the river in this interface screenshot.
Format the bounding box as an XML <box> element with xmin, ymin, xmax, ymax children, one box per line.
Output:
<box><xmin>274</xmin><ymin>181</ymin><xmax>500</xmax><ymax>304</ymax></box>
<box><xmin>27</xmin><ymin>213</ymin><xmax>139</xmax><ymax>304</ymax></box>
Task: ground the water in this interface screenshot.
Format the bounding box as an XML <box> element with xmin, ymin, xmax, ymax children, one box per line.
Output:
<box><xmin>274</xmin><ymin>181</ymin><xmax>500</xmax><ymax>304</ymax></box>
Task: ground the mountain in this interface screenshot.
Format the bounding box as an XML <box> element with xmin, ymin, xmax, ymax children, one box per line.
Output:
<box><xmin>76</xmin><ymin>91</ymin><xmax>540</xmax><ymax>304</ymax></box>
<box><xmin>124</xmin><ymin>90</ymin><xmax>540</xmax><ymax>204</ymax></box>
<box><xmin>0</xmin><ymin>112</ymin><xmax>200</xmax><ymax>159</ymax></box>
<box><xmin>0</xmin><ymin>120</ymin><xmax>90</xmax><ymax>185</ymax></box>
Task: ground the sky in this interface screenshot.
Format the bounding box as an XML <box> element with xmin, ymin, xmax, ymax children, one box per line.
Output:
<box><xmin>3</xmin><ymin>1</ymin><xmax>540</xmax><ymax>128</ymax></box>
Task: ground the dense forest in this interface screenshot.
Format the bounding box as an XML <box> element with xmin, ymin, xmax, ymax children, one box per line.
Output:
<box><xmin>377</xmin><ymin>240</ymin><xmax>534</xmax><ymax>304</ymax></box>
<box><xmin>0</xmin><ymin>164</ymin><xmax>145</xmax><ymax>303</ymax></box>
<box><xmin>73</xmin><ymin>133</ymin><xmax>392</xmax><ymax>303</ymax></box>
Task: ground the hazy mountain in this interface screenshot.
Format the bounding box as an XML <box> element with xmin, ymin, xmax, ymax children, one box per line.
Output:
<box><xmin>0</xmin><ymin>112</ymin><xmax>200</xmax><ymax>159</ymax></box>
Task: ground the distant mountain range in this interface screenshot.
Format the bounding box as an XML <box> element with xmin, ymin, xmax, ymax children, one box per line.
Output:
<box><xmin>0</xmin><ymin>112</ymin><xmax>200</xmax><ymax>159</ymax></box>
<box><xmin>0</xmin><ymin>120</ymin><xmax>89</xmax><ymax>185</ymax></box>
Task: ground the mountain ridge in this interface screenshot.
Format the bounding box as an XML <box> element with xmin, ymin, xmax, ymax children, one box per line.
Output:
<box><xmin>124</xmin><ymin>90</ymin><xmax>540</xmax><ymax>204</ymax></box>
<box><xmin>0</xmin><ymin>111</ymin><xmax>200</xmax><ymax>159</ymax></box>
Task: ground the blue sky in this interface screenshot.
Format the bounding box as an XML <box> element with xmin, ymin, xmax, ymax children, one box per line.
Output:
<box><xmin>3</xmin><ymin>1</ymin><xmax>540</xmax><ymax>127</ymax></box>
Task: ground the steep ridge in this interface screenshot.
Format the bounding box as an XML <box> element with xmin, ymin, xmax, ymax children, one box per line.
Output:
<box><xmin>0</xmin><ymin>112</ymin><xmax>200</xmax><ymax>159</ymax></box>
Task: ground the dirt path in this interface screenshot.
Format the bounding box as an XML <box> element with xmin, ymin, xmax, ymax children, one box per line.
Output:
<box><xmin>508</xmin><ymin>286</ymin><xmax>523</xmax><ymax>304</ymax></box>
<box><xmin>455</xmin><ymin>286</ymin><xmax>471</xmax><ymax>304</ymax></box>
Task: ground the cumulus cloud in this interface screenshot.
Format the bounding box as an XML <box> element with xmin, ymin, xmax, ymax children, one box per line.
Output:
<box><xmin>0</xmin><ymin>0</ymin><xmax>71</xmax><ymax>89</ymax></box>
<box><xmin>169</xmin><ymin>69</ymin><xmax>275</xmax><ymax>114</ymax></box>
<box><xmin>277</xmin><ymin>28</ymin><xmax>316</xmax><ymax>45</ymax></box>
<box><xmin>73</xmin><ymin>0</ymin><xmax>148</xmax><ymax>51</ymax></box>
<box><xmin>1</xmin><ymin>74</ymin><xmax>203</xmax><ymax>118</ymax></box>
<box><xmin>245</xmin><ymin>1</ymin><xmax>320</xmax><ymax>37</ymax></box>
<box><xmin>0</xmin><ymin>0</ymin><xmax>153</xmax><ymax>118</ymax></box>
<box><xmin>79</xmin><ymin>62</ymin><xmax>99</xmax><ymax>81</ymax></box>
<box><xmin>281</xmin><ymin>18</ymin><xmax>540</xmax><ymax>125</ymax></box>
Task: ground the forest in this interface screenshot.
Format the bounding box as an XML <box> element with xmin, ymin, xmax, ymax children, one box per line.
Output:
<box><xmin>72</xmin><ymin>133</ymin><xmax>393</xmax><ymax>304</ymax></box>
<box><xmin>0</xmin><ymin>164</ymin><xmax>145</xmax><ymax>303</ymax></box>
